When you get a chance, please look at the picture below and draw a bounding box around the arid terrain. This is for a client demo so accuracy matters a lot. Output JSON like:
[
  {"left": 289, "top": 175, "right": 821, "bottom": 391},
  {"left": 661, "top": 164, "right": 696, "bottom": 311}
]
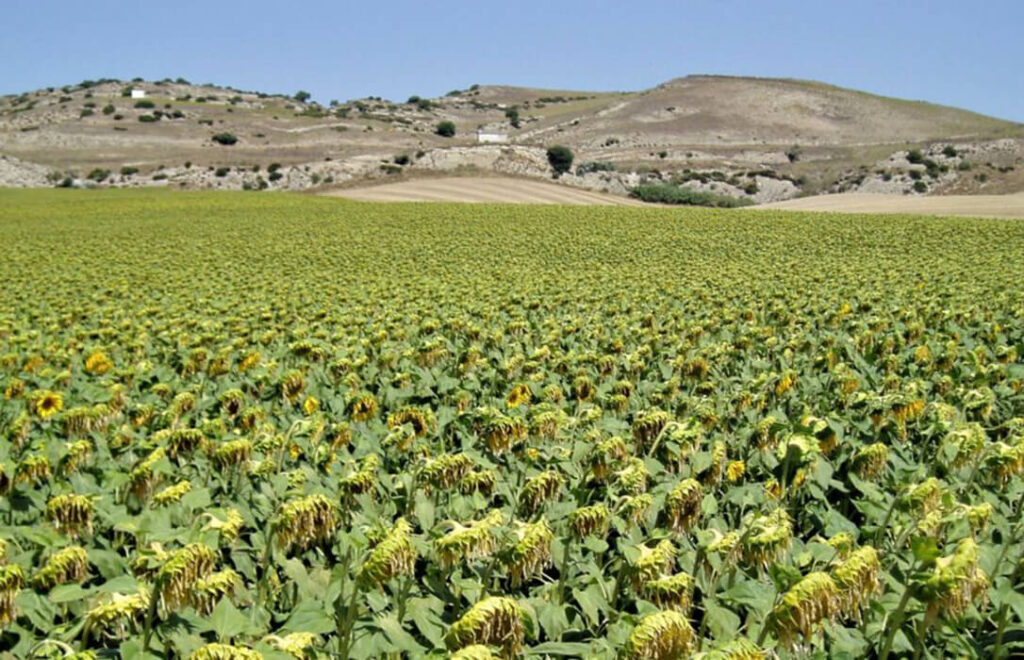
[
  {"left": 2, "top": 75, "right": 1023, "bottom": 210},
  {"left": 330, "top": 176, "right": 644, "bottom": 205},
  {"left": 758, "top": 192, "right": 1024, "bottom": 219}
]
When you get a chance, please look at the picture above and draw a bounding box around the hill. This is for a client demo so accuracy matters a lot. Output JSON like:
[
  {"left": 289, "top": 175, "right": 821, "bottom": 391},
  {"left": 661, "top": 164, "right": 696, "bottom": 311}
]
[{"left": 1, "top": 75, "right": 1022, "bottom": 201}]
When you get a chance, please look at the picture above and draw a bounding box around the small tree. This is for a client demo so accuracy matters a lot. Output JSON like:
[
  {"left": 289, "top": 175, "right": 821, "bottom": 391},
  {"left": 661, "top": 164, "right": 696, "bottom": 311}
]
[
  {"left": 294, "top": 90, "right": 311, "bottom": 103},
  {"left": 505, "top": 107, "right": 521, "bottom": 129},
  {"left": 546, "top": 145, "right": 574, "bottom": 177},
  {"left": 436, "top": 121, "right": 456, "bottom": 138},
  {"left": 212, "top": 133, "right": 238, "bottom": 146}
]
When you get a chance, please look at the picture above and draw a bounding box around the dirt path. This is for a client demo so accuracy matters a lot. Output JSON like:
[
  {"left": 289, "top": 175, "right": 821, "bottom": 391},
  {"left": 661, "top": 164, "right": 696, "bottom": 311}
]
[
  {"left": 757, "top": 192, "right": 1024, "bottom": 219},
  {"left": 323, "top": 176, "right": 645, "bottom": 205}
]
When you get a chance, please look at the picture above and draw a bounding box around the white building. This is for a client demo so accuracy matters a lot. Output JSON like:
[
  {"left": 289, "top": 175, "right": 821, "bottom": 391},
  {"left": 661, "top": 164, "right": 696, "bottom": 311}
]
[
  {"left": 130, "top": 89, "right": 147, "bottom": 99},
  {"left": 477, "top": 129, "right": 508, "bottom": 144}
]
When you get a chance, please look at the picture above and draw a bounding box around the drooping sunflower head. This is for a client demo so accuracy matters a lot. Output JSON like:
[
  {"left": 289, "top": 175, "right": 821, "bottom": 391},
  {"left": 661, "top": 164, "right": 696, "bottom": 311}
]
[
  {"left": 154, "top": 543, "right": 217, "bottom": 613},
  {"left": 830, "top": 545, "right": 881, "bottom": 620},
  {"left": 741, "top": 509, "right": 793, "bottom": 570},
  {"left": 768, "top": 571, "right": 841, "bottom": 649},
  {"left": 632, "top": 539, "right": 677, "bottom": 588},
  {"left": 263, "top": 632, "right": 319, "bottom": 660},
  {"left": 45, "top": 493, "right": 94, "bottom": 536},
  {"left": 664, "top": 478, "right": 702, "bottom": 533},
  {"left": 632, "top": 409, "right": 672, "bottom": 451},
  {"left": 518, "top": 469, "right": 563, "bottom": 514},
  {"left": 642, "top": 572, "right": 695, "bottom": 612},
  {"left": 359, "top": 518, "right": 416, "bottom": 587},
  {"left": 0, "top": 563, "right": 24, "bottom": 625},
  {"left": 569, "top": 503, "right": 610, "bottom": 539},
  {"left": 446, "top": 597, "right": 526, "bottom": 658},
  {"left": 917, "top": 538, "right": 988, "bottom": 619},
  {"left": 436, "top": 509, "right": 503, "bottom": 569},
  {"left": 187, "top": 643, "right": 263, "bottom": 660},
  {"left": 189, "top": 568, "right": 241, "bottom": 615},
  {"left": 623, "top": 610, "right": 694, "bottom": 660},
  {"left": 32, "top": 545, "right": 89, "bottom": 591},
  {"left": 273, "top": 494, "right": 339, "bottom": 553},
  {"left": 84, "top": 350, "right": 114, "bottom": 375},
  {"left": 701, "top": 638, "right": 767, "bottom": 660},
  {"left": 850, "top": 442, "right": 888, "bottom": 480},
  {"left": 506, "top": 519, "right": 553, "bottom": 588}
]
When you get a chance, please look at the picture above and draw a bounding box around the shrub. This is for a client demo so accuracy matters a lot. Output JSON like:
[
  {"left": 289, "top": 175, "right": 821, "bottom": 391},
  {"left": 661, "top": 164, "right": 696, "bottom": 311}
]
[
  {"left": 629, "top": 184, "right": 753, "bottom": 208},
  {"left": 505, "top": 107, "right": 521, "bottom": 128},
  {"left": 102, "top": 104, "right": 115, "bottom": 115},
  {"left": 394, "top": 154, "right": 410, "bottom": 166},
  {"left": 138, "top": 114, "right": 158, "bottom": 123},
  {"left": 907, "top": 149, "right": 924, "bottom": 165},
  {"left": 212, "top": 133, "right": 238, "bottom": 146},
  {"left": 436, "top": 121, "right": 456, "bottom": 137},
  {"left": 786, "top": 145, "right": 801, "bottom": 163},
  {"left": 957, "top": 161, "right": 972, "bottom": 171},
  {"left": 79, "top": 109, "right": 94, "bottom": 118},
  {"left": 294, "top": 90, "right": 311, "bottom": 103},
  {"left": 268, "top": 163, "right": 281, "bottom": 173},
  {"left": 214, "top": 167, "right": 230, "bottom": 177},
  {"left": 743, "top": 182, "right": 759, "bottom": 195},
  {"left": 86, "top": 168, "right": 110, "bottom": 182},
  {"left": 913, "top": 180, "right": 928, "bottom": 193},
  {"left": 268, "top": 171, "right": 283, "bottom": 182},
  {"left": 120, "top": 166, "right": 139, "bottom": 176},
  {"left": 134, "top": 99, "right": 155, "bottom": 109},
  {"left": 576, "top": 161, "right": 616, "bottom": 176},
  {"left": 546, "top": 145, "right": 574, "bottom": 177},
  {"left": 942, "top": 145, "right": 958, "bottom": 158},
  {"left": 417, "top": 98, "right": 434, "bottom": 111}
]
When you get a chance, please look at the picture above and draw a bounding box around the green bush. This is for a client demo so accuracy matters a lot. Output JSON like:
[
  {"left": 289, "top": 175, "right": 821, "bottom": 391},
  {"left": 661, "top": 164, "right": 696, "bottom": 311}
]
[
  {"left": 120, "top": 166, "right": 139, "bottom": 176},
  {"left": 942, "top": 145, "right": 958, "bottom": 158},
  {"left": 294, "top": 90, "right": 311, "bottom": 103},
  {"left": 212, "top": 133, "right": 238, "bottom": 146},
  {"left": 743, "top": 182, "right": 759, "bottom": 195},
  {"left": 268, "top": 171, "right": 283, "bottom": 182},
  {"left": 137, "top": 114, "right": 159, "bottom": 123},
  {"left": 394, "top": 154, "right": 410, "bottom": 166},
  {"left": 907, "top": 149, "right": 924, "bottom": 164},
  {"left": 214, "top": 167, "right": 230, "bottom": 177},
  {"left": 86, "top": 168, "right": 110, "bottom": 182},
  {"left": 79, "top": 109, "right": 93, "bottom": 118},
  {"left": 546, "top": 145, "right": 574, "bottom": 177},
  {"left": 102, "top": 104, "right": 115, "bottom": 115},
  {"left": 435, "top": 121, "right": 456, "bottom": 137},
  {"left": 913, "top": 180, "right": 928, "bottom": 193},
  {"left": 505, "top": 107, "right": 521, "bottom": 128},
  {"left": 134, "top": 99, "right": 155, "bottom": 109},
  {"left": 629, "top": 184, "right": 753, "bottom": 208}
]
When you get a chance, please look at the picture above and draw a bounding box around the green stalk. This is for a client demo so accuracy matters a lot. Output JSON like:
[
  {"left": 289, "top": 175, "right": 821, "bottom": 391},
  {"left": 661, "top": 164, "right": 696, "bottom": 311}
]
[
  {"left": 879, "top": 579, "right": 916, "bottom": 660},
  {"left": 557, "top": 536, "right": 574, "bottom": 605}
]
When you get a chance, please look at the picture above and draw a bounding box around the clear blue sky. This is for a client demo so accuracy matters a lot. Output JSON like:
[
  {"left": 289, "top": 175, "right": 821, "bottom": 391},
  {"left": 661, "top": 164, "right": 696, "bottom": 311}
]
[{"left": 3, "top": 0, "right": 1022, "bottom": 122}]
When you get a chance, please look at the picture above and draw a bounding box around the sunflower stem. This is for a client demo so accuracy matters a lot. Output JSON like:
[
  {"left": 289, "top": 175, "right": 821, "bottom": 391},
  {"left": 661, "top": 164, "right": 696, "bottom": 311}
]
[{"left": 879, "top": 575, "right": 916, "bottom": 660}]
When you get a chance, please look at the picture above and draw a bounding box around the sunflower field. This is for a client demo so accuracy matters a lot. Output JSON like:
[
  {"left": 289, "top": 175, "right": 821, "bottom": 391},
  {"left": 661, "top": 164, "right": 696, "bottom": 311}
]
[{"left": 0, "top": 188, "right": 1023, "bottom": 660}]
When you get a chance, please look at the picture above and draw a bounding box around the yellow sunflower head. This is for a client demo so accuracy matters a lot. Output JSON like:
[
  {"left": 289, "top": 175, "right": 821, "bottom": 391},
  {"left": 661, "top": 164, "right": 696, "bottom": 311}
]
[{"left": 34, "top": 390, "right": 64, "bottom": 419}]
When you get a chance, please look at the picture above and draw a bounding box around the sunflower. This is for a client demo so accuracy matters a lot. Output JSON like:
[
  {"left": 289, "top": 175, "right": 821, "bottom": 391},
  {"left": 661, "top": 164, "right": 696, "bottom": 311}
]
[
  {"left": 84, "top": 350, "right": 113, "bottom": 375},
  {"left": 33, "top": 390, "right": 64, "bottom": 419},
  {"left": 726, "top": 460, "right": 746, "bottom": 482}
]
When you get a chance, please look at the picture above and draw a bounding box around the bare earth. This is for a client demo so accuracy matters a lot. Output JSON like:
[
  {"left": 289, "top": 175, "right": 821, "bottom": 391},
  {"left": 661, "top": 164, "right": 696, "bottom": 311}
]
[
  {"left": 326, "top": 176, "right": 646, "bottom": 205},
  {"left": 757, "top": 193, "right": 1024, "bottom": 219}
]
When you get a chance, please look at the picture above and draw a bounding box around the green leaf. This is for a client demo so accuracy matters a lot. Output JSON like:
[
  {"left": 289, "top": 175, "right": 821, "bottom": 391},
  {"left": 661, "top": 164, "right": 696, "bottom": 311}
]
[
  {"left": 526, "top": 642, "right": 595, "bottom": 656},
  {"left": 205, "top": 596, "right": 251, "bottom": 640},
  {"left": 722, "top": 580, "right": 775, "bottom": 614},
  {"left": 283, "top": 599, "right": 337, "bottom": 634},
  {"left": 572, "top": 584, "right": 607, "bottom": 628},
  {"left": 119, "top": 639, "right": 161, "bottom": 660},
  {"left": 376, "top": 614, "right": 426, "bottom": 655},
  {"left": 536, "top": 600, "right": 570, "bottom": 640},
  {"left": 48, "top": 583, "right": 90, "bottom": 603},
  {"left": 912, "top": 536, "right": 941, "bottom": 564},
  {"left": 407, "top": 596, "right": 446, "bottom": 649},
  {"left": 703, "top": 601, "right": 741, "bottom": 640}
]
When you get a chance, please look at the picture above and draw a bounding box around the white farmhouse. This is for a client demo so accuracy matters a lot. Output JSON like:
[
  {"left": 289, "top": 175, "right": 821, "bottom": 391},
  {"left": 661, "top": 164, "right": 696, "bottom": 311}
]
[
  {"left": 130, "top": 89, "right": 147, "bottom": 99},
  {"left": 477, "top": 129, "right": 508, "bottom": 144}
]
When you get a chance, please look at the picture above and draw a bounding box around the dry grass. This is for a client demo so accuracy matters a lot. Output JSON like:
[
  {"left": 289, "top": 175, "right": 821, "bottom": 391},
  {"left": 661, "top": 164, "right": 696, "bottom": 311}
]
[
  {"left": 756, "top": 192, "right": 1024, "bottom": 219},
  {"left": 325, "top": 176, "right": 644, "bottom": 205}
]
